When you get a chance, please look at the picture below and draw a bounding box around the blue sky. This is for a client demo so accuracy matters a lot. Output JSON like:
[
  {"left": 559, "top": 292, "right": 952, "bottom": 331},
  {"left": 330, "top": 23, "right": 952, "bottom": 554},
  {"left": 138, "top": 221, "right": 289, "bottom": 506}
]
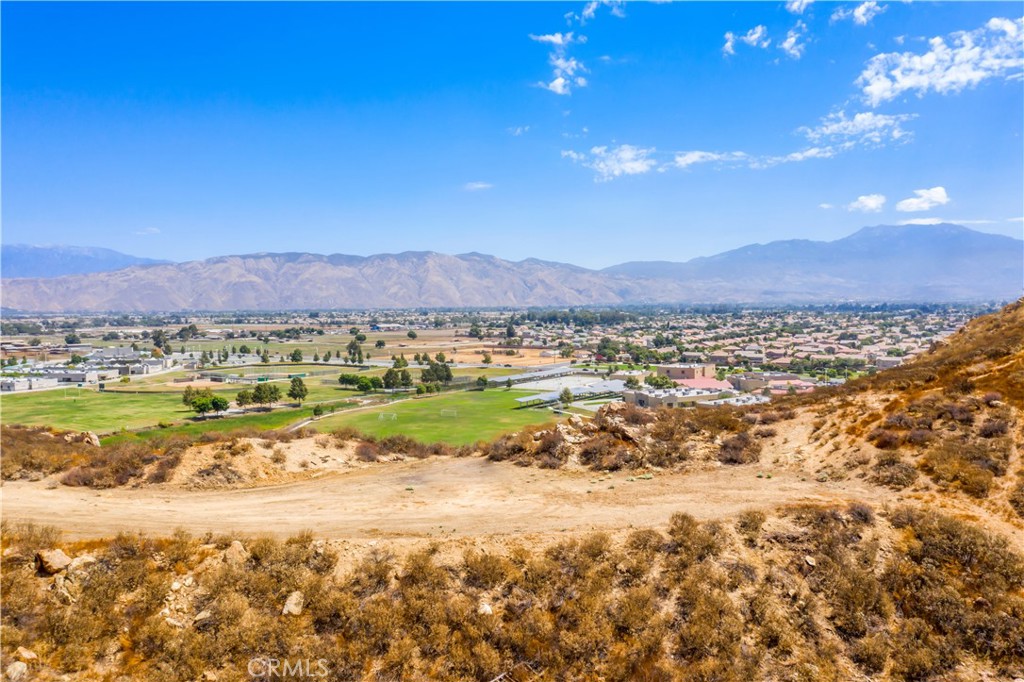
[{"left": 3, "top": 1, "right": 1022, "bottom": 268}]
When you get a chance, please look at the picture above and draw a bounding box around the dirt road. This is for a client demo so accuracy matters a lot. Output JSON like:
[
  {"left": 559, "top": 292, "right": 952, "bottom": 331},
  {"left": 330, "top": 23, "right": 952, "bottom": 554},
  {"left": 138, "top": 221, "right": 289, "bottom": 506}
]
[{"left": 0, "top": 457, "right": 888, "bottom": 540}]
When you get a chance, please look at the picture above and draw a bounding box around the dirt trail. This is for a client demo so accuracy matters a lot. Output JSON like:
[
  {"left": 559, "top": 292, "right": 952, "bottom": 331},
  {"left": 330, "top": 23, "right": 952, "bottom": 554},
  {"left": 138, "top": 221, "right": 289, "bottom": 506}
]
[{"left": 0, "top": 457, "right": 888, "bottom": 541}]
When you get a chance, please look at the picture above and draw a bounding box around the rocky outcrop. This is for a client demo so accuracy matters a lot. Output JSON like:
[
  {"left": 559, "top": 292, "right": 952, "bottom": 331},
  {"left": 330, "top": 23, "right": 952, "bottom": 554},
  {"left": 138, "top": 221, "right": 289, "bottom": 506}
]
[{"left": 35, "top": 549, "right": 72, "bottom": 575}]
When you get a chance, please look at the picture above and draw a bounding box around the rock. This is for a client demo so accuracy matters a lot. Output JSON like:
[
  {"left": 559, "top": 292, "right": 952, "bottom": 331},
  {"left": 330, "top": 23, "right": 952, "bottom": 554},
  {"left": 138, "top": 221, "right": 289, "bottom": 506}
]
[
  {"left": 477, "top": 602, "right": 493, "bottom": 616},
  {"left": 203, "top": 672, "right": 219, "bottom": 681},
  {"left": 803, "top": 555, "right": 817, "bottom": 567},
  {"left": 171, "top": 581, "right": 182, "bottom": 591},
  {"left": 192, "top": 609, "right": 213, "bottom": 626},
  {"left": 14, "top": 648, "right": 37, "bottom": 664},
  {"left": 223, "top": 541, "right": 249, "bottom": 566},
  {"left": 282, "top": 590, "right": 304, "bottom": 616},
  {"left": 67, "top": 554, "right": 97, "bottom": 574},
  {"left": 165, "top": 617, "right": 184, "bottom": 628},
  {"left": 183, "top": 575, "right": 195, "bottom": 587},
  {"left": 36, "top": 548, "right": 72, "bottom": 574},
  {"left": 4, "top": 662, "right": 27, "bottom": 682},
  {"left": 83, "top": 431, "right": 101, "bottom": 448},
  {"left": 51, "top": 574, "right": 79, "bottom": 604}
]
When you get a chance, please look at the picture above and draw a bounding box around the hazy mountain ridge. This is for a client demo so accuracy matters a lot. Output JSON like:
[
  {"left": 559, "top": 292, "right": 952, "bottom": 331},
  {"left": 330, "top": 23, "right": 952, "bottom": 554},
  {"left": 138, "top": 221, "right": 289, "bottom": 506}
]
[
  {"left": 1, "top": 224, "right": 1020, "bottom": 311},
  {"left": 0, "top": 244, "right": 170, "bottom": 279}
]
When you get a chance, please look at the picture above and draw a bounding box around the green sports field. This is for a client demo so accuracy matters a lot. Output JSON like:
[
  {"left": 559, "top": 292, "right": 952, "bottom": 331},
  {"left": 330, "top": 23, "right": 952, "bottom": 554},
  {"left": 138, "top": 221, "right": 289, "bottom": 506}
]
[
  {"left": 312, "top": 389, "right": 558, "bottom": 445},
  {"left": 0, "top": 388, "right": 205, "bottom": 433}
]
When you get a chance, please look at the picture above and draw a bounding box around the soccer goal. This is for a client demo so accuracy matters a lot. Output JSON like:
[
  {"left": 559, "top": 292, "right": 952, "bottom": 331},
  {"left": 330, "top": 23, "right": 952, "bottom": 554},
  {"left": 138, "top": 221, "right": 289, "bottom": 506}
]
[
  {"left": 378, "top": 412, "right": 398, "bottom": 421},
  {"left": 440, "top": 408, "right": 458, "bottom": 418}
]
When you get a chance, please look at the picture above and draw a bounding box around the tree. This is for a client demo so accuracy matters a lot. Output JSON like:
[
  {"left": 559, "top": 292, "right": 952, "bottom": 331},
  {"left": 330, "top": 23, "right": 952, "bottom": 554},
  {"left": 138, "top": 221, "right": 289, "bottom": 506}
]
[
  {"left": 375, "top": 339, "right": 386, "bottom": 349},
  {"left": 625, "top": 376, "right": 641, "bottom": 389},
  {"left": 312, "top": 404, "right": 324, "bottom": 417},
  {"left": 482, "top": 352, "right": 492, "bottom": 364},
  {"left": 435, "top": 352, "right": 446, "bottom": 363},
  {"left": 289, "top": 349, "right": 303, "bottom": 363},
  {"left": 323, "top": 350, "right": 332, "bottom": 362},
  {"left": 407, "top": 330, "right": 417, "bottom": 339},
  {"left": 355, "top": 376, "right": 374, "bottom": 393},
  {"left": 287, "top": 376, "right": 308, "bottom": 403},
  {"left": 560, "top": 387, "right": 574, "bottom": 406},
  {"left": 261, "top": 350, "right": 270, "bottom": 364},
  {"left": 505, "top": 378, "right": 513, "bottom": 390},
  {"left": 252, "top": 382, "right": 281, "bottom": 407},
  {"left": 400, "top": 369, "right": 413, "bottom": 387},
  {"left": 210, "top": 396, "right": 229, "bottom": 413},
  {"left": 383, "top": 368, "right": 399, "bottom": 389},
  {"left": 151, "top": 347, "right": 164, "bottom": 358},
  {"left": 191, "top": 395, "right": 214, "bottom": 417},
  {"left": 28, "top": 337, "right": 41, "bottom": 346},
  {"left": 69, "top": 354, "right": 85, "bottom": 365},
  {"left": 338, "top": 373, "right": 360, "bottom": 387},
  {"left": 313, "top": 352, "right": 320, "bottom": 362},
  {"left": 476, "top": 376, "right": 488, "bottom": 389},
  {"left": 355, "top": 333, "right": 367, "bottom": 343},
  {"left": 645, "top": 373, "right": 675, "bottom": 389},
  {"left": 349, "top": 327, "right": 360, "bottom": 335},
  {"left": 236, "top": 389, "right": 254, "bottom": 410},
  {"left": 64, "top": 333, "right": 81, "bottom": 345},
  {"left": 346, "top": 339, "right": 363, "bottom": 364}
]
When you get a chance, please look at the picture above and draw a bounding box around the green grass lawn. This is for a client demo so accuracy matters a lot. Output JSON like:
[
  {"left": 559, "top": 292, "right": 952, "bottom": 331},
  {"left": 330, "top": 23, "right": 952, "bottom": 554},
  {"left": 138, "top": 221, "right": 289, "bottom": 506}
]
[
  {"left": 0, "top": 383, "right": 355, "bottom": 435},
  {"left": 0, "top": 388, "right": 199, "bottom": 433},
  {"left": 101, "top": 404, "right": 357, "bottom": 445},
  {"left": 312, "top": 389, "right": 558, "bottom": 445}
]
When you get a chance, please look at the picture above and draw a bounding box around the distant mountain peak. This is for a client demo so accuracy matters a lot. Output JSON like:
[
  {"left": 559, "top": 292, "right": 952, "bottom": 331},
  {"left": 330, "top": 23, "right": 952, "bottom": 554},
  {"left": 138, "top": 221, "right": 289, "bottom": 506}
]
[{"left": 1, "top": 244, "right": 170, "bottom": 279}]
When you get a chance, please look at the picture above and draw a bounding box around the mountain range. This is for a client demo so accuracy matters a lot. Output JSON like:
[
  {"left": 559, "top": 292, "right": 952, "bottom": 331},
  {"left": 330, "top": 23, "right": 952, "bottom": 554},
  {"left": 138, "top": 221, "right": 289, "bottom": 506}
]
[
  {"left": 1, "top": 224, "right": 1020, "bottom": 311},
  {"left": 0, "top": 244, "right": 169, "bottom": 279}
]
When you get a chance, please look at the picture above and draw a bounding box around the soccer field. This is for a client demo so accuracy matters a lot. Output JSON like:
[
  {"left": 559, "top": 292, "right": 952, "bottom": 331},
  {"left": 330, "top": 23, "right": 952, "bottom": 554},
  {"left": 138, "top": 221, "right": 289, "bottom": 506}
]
[{"left": 312, "top": 389, "right": 558, "bottom": 445}]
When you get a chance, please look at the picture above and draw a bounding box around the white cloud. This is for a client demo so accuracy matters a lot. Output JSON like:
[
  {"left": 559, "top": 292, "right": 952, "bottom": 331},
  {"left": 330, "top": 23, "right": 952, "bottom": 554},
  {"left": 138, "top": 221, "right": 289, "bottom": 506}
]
[
  {"left": 531, "top": 29, "right": 590, "bottom": 95},
  {"left": 895, "top": 186, "right": 950, "bottom": 212},
  {"left": 581, "top": 0, "right": 625, "bottom": 23},
  {"left": 542, "top": 76, "right": 573, "bottom": 94},
  {"left": 134, "top": 227, "right": 161, "bottom": 235},
  {"left": 819, "top": 203, "right": 835, "bottom": 209},
  {"left": 832, "top": 1, "right": 887, "bottom": 26},
  {"left": 508, "top": 125, "right": 530, "bottom": 136},
  {"left": 847, "top": 194, "right": 887, "bottom": 212},
  {"left": 1009, "top": 216, "right": 1024, "bottom": 223},
  {"left": 858, "top": 17, "right": 1024, "bottom": 107},
  {"left": 723, "top": 32, "right": 736, "bottom": 56},
  {"left": 741, "top": 25, "right": 771, "bottom": 49},
  {"left": 674, "top": 150, "right": 748, "bottom": 168},
  {"left": 551, "top": 55, "right": 585, "bottom": 78},
  {"left": 724, "top": 25, "right": 772, "bottom": 56},
  {"left": 562, "top": 144, "right": 658, "bottom": 181},
  {"left": 786, "top": 0, "right": 814, "bottom": 15},
  {"left": 802, "top": 110, "right": 916, "bottom": 145},
  {"left": 780, "top": 21, "right": 808, "bottom": 59},
  {"left": 463, "top": 181, "right": 494, "bottom": 191},
  {"left": 529, "top": 32, "right": 576, "bottom": 46}
]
